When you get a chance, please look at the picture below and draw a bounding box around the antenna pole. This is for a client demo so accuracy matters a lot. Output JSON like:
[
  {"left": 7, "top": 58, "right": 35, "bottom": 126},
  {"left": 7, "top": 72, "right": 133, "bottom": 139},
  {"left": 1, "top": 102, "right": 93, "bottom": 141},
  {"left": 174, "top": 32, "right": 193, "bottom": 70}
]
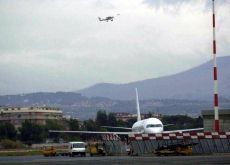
[{"left": 212, "top": 0, "right": 220, "bottom": 132}]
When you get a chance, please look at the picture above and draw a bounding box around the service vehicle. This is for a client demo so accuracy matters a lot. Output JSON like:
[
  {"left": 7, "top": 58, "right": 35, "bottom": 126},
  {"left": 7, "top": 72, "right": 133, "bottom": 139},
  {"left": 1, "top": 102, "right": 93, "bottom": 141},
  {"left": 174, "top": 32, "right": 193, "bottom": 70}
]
[
  {"left": 42, "top": 146, "right": 56, "bottom": 157},
  {"left": 87, "top": 142, "right": 106, "bottom": 156},
  {"left": 155, "top": 143, "right": 194, "bottom": 156},
  {"left": 68, "top": 141, "right": 86, "bottom": 157}
]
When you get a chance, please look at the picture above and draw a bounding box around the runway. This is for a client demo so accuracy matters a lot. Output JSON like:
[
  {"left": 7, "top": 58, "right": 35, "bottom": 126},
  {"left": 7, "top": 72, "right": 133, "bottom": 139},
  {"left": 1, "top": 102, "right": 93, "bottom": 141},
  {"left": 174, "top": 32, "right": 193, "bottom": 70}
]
[{"left": 0, "top": 154, "right": 230, "bottom": 165}]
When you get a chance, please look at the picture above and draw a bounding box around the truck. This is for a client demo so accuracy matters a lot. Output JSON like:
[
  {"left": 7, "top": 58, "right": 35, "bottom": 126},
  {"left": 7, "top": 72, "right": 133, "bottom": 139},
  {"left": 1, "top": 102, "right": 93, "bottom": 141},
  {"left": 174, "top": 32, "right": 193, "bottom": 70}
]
[{"left": 68, "top": 141, "right": 86, "bottom": 157}]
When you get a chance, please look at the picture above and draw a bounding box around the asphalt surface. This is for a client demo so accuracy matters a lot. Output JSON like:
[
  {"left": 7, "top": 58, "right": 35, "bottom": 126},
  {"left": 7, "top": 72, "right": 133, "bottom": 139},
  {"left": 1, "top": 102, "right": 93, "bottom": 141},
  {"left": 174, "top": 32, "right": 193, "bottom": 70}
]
[{"left": 0, "top": 154, "right": 230, "bottom": 165}]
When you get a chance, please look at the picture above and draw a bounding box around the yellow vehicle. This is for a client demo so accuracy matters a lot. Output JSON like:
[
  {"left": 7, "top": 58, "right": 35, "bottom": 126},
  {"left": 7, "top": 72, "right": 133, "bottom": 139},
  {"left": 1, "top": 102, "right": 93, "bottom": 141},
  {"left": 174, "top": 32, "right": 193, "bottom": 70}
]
[
  {"left": 176, "top": 145, "right": 193, "bottom": 156},
  {"left": 87, "top": 142, "right": 106, "bottom": 156},
  {"left": 42, "top": 146, "right": 57, "bottom": 157},
  {"left": 155, "top": 143, "right": 194, "bottom": 156}
]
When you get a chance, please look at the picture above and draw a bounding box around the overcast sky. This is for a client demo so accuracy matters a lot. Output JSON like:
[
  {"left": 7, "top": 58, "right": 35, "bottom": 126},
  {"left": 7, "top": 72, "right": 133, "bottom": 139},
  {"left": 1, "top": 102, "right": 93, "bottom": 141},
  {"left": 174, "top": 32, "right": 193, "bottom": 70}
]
[{"left": 0, "top": 0, "right": 229, "bottom": 95}]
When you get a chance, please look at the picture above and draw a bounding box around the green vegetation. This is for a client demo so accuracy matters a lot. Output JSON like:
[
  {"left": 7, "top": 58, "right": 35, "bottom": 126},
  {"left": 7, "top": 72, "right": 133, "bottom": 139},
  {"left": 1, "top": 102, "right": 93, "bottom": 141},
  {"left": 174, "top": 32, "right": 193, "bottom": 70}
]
[
  {"left": 0, "top": 150, "right": 41, "bottom": 156},
  {"left": 19, "top": 120, "right": 44, "bottom": 145},
  {"left": 0, "top": 139, "right": 25, "bottom": 149},
  {"left": 0, "top": 122, "right": 17, "bottom": 140},
  {"left": 44, "top": 119, "right": 67, "bottom": 142},
  {"left": 162, "top": 115, "right": 203, "bottom": 131}
]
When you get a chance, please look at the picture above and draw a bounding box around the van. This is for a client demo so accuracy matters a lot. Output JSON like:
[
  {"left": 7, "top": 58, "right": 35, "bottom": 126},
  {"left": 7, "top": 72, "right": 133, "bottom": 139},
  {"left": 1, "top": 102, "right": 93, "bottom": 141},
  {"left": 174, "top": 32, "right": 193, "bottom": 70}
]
[{"left": 68, "top": 141, "right": 86, "bottom": 157}]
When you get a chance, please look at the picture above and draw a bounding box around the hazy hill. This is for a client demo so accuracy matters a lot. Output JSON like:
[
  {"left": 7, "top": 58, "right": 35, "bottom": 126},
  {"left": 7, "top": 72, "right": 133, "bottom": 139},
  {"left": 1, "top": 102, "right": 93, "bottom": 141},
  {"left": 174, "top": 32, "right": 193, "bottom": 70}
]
[
  {"left": 0, "top": 57, "right": 229, "bottom": 119},
  {"left": 78, "top": 56, "right": 230, "bottom": 101},
  {"left": 1, "top": 92, "right": 230, "bottom": 120},
  {"left": 1, "top": 91, "right": 229, "bottom": 120}
]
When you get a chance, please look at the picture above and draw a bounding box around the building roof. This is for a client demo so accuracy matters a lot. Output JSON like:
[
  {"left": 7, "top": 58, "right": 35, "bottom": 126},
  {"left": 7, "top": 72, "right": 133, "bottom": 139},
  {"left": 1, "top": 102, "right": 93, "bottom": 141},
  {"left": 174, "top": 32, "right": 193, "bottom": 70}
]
[
  {"left": 202, "top": 109, "right": 230, "bottom": 115},
  {"left": 0, "top": 106, "right": 62, "bottom": 114}
]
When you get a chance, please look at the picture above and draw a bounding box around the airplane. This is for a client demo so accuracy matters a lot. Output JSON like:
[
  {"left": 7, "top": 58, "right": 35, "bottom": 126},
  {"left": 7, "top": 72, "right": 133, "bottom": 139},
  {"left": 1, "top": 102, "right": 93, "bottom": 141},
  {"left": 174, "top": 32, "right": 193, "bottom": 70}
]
[
  {"left": 98, "top": 14, "right": 120, "bottom": 22},
  {"left": 98, "top": 16, "right": 114, "bottom": 22},
  {"left": 49, "top": 88, "right": 203, "bottom": 135}
]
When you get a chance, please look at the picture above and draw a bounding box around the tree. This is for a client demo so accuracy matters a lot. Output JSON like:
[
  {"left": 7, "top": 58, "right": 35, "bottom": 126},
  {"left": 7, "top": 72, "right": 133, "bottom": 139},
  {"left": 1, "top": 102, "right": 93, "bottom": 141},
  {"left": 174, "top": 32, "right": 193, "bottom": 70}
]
[
  {"left": 147, "top": 112, "right": 152, "bottom": 118},
  {"left": 83, "top": 119, "right": 98, "bottom": 131},
  {"left": 19, "top": 120, "right": 44, "bottom": 145},
  {"left": 67, "top": 119, "right": 80, "bottom": 141},
  {"left": 96, "top": 110, "right": 108, "bottom": 126},
  {"left": 68, "top": 119, "right": 80, "bottom": 131},
  {"left": 0, "top": 122, "right": 17, "bottom": 140},
  {"left": 44, "top": 119, "right": 67, "bottom": 142},
  {"left": 126, "top": 118, "right": 136, "bottom": 128},
  {"left": 107, "top": 113, "right": 117, "bottom": 126},
  {"left": 81, "top": 119, "right": 98, "bottom": 140},
  {"left": 194, "top": 116, "right": 203, "bottom": 128}
]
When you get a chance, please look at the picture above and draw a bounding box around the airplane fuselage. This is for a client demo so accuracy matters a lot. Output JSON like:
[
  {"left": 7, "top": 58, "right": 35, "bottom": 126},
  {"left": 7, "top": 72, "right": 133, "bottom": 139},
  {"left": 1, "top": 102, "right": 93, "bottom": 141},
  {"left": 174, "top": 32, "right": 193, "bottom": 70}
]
[{"left": 132, "top": 117, "right": 163, "bottom": 134}]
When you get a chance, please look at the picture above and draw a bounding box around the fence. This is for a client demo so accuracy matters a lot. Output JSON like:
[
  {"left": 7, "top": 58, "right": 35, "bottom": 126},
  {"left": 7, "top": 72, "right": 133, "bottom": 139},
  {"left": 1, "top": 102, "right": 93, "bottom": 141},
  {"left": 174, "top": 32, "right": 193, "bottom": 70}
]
[
  {"left": 128, "top": 132, "right": 230, "bottom": 155},
  {"left": 101, "top": 134, "right": 127, "bottom": 155}
]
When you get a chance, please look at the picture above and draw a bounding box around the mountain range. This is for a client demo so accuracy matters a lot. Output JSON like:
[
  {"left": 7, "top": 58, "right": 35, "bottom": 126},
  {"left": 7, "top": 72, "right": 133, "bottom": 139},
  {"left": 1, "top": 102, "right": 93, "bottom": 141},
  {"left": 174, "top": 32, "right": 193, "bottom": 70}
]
[
  {"left": 1, "top": 91, "right": 230, "bottom": 120},
  {"left": 0, "top": 56, "right": 229, "bottom": 119},
  {"left": 78, "top": 56, "right": 230, "bottom": 101}
]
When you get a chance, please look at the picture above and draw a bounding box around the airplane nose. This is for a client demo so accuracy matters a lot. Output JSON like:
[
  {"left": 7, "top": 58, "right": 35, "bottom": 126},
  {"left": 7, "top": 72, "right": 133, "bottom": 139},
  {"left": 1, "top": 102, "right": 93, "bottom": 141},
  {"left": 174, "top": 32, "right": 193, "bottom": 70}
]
[{"left": 146, "top": 128, "right": 163, "bottom": 134}]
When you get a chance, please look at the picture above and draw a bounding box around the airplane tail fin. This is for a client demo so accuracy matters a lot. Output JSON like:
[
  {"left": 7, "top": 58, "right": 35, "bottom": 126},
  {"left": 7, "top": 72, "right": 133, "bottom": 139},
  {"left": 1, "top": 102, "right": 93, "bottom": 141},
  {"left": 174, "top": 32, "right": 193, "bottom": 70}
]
[
  {"left": 135, "top": 88, "right": 141, "bottom": 121},
  {"left": 98, "top": 17, "right": 102, "bottom": 21}
]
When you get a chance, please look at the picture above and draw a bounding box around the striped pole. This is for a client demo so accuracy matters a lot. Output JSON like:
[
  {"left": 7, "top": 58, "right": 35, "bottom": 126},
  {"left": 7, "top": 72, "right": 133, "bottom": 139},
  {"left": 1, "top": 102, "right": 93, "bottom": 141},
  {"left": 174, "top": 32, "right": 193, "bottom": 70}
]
[{"left": 212, "top": 0, "right": 220, "bottom": 132}]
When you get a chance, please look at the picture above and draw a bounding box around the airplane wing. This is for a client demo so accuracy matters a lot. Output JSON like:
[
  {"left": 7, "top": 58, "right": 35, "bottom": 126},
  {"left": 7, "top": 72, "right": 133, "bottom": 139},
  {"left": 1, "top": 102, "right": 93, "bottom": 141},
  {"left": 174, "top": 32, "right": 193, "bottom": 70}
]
[
  {"left": 49, "top": 128, "right": 203, "bottom": 135},
  {"left": 49, "top": 130, "right": 133, "bottom": 135},
  {"left": 163, "top": 128, "right": 204, "bottom": 134},
  {"left": 101, "top": 126, "right": 132, "bottom": 130}
]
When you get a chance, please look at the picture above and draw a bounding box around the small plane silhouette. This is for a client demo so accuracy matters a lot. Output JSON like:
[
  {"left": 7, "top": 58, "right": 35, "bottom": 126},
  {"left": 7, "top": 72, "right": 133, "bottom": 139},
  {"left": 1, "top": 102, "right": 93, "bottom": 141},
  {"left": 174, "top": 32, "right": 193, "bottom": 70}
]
[
  {"left": 98, "top": 14, "right": 120, "bottom": 22},
  {"left": 98, "top": 16, "right": 114, "bottom": 22}
]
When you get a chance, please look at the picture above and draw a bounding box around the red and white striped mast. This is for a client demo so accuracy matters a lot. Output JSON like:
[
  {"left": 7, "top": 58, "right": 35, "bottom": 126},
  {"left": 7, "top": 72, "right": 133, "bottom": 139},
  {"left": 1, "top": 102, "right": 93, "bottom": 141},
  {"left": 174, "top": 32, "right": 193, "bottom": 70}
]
[{"left": 212, "top": 0, "right": 220, "bottom": 132}]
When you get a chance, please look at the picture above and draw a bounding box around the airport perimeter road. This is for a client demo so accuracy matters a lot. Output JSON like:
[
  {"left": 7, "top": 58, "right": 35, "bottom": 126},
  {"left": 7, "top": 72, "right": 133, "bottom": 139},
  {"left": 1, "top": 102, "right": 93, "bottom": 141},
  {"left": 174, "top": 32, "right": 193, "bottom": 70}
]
[{"left": 0, "top": 154, "right": 230, "bottom": 165}]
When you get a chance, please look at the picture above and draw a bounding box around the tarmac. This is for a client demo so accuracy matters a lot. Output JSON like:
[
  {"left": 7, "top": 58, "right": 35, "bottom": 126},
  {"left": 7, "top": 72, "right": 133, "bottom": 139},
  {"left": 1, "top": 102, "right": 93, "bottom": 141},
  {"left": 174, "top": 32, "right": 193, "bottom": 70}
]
[{"left": 0, "top": 154, "right": 230, "bottom": 165}]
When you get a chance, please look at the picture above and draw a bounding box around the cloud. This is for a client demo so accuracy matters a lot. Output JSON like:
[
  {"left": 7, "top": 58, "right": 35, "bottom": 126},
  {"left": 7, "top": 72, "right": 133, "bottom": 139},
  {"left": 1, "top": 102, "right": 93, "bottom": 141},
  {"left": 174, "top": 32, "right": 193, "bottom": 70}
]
[{"left": 0, "top": 0, "right": 229, "bottom": 95}]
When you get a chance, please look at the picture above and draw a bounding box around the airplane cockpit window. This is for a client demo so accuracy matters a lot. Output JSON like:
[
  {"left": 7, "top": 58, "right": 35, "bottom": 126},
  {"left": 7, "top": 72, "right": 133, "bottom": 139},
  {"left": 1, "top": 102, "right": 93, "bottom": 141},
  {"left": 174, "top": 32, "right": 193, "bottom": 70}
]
[{"left": 146, "top": 124, "right": 162, "bottom": 128}]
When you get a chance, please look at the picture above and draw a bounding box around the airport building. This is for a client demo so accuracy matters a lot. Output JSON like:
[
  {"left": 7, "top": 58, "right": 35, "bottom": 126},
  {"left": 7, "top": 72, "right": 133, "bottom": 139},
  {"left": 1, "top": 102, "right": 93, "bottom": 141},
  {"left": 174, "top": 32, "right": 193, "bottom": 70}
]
[
  {"left": 202, "top": 109, "right": 230, "bottom": 132},
  {"left": 0, "top": 107, "right": 63, "bottom": 128}
]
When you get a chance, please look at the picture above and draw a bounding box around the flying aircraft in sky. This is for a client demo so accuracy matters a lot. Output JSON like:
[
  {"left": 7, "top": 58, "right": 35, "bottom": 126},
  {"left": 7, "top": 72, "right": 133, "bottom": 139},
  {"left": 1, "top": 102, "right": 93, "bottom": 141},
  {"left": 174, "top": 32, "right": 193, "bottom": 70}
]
[
  {"left": 98, "top": 14, "right": 120, "bottom": 22},
  {"left": 98, "top": 16, "right": 114, "bottom": 22},
  {"left": 49, "top": 88, "right": 203, "bottom": 135}
]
